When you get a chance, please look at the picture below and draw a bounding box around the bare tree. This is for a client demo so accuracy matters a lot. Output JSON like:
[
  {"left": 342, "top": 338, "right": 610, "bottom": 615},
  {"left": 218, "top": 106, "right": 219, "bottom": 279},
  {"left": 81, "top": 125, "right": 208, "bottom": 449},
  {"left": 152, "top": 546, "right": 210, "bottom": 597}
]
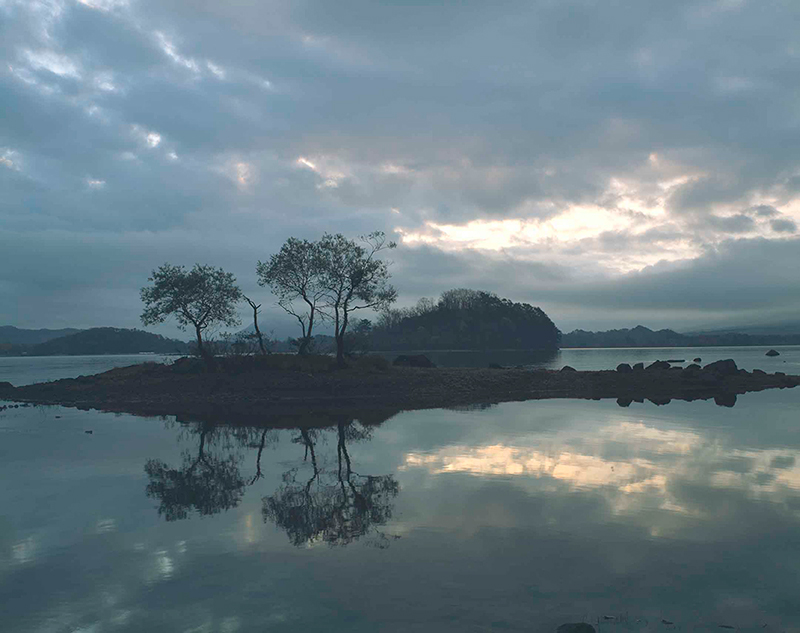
[{"left": 244, "top": 295, "right": 268, "bottom": 355}]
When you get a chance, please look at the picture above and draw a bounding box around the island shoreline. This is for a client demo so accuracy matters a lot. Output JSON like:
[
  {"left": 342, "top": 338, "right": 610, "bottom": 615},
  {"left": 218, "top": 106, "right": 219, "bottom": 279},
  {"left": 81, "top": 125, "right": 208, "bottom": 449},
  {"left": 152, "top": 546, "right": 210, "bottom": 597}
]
[{"left": 1, "top": 357, "right": 798, "bottom": 424}]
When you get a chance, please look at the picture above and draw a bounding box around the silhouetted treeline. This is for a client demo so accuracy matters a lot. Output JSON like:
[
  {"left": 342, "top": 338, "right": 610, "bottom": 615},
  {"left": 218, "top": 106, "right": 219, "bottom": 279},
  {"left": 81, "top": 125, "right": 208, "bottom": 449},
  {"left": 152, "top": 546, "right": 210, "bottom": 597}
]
[
  {"left": 369, "top": 288, "right": 560, "bottom": 351},
  {"left": 0, "top": 327, "right": 189, "bottom": 356},
  {"left": 562, "top": 325, "right": 800, "bottom": 348}
]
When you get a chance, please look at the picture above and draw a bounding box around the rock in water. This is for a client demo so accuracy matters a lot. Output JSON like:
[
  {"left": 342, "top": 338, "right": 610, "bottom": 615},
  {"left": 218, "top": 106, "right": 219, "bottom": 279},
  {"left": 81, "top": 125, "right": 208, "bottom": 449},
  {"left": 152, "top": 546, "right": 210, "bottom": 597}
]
[
  {"left": 560, "top": 365, "right": 577, "bottom": 372},
  {"left": 557, "top": 624, "right": 596, "bottom": 633},
  {"left": 392, "top": 354, "right": 436, "bottom": 368},
  {"left": 616, "top": 363, "right": 633, "bottom": 373},
  {"left": 693, "top": 357, "right": 702, "bottom": 362},
  {"left": 766, "top": 349, "right": 780, "bottom": 357},
  {"left": 703, "top": 359, "right": 738, "bottom": 376}
]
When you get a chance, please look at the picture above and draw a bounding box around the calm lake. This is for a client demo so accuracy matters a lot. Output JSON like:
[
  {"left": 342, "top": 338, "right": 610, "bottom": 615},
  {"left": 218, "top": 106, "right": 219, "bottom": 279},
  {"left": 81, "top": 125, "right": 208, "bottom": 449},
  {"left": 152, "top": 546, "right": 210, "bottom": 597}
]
[{"left": 1, "top": 349, "right": 800, "bottom": 632}]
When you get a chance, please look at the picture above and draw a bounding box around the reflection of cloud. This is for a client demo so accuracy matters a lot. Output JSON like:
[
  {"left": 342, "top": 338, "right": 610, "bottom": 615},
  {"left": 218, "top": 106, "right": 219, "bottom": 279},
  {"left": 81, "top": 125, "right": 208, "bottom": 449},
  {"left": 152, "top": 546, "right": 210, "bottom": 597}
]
[{"left": 402, "top": 420, "right": 800, "bottom": 525}]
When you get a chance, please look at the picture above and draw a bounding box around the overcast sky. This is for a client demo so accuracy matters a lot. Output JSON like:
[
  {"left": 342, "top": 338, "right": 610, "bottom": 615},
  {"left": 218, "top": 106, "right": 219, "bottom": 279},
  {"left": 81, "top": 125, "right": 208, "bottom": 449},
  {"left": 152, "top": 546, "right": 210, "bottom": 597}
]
[{"left": 2, "top": 0, "right": 799, "bottom": 338}]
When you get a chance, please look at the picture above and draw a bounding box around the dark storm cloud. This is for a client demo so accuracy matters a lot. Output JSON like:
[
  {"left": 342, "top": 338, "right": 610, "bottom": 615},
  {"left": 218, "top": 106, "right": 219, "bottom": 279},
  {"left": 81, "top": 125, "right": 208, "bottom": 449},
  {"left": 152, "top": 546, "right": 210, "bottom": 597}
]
[{"left": 1, "top": 0, "right": 799, "bottom": 334}]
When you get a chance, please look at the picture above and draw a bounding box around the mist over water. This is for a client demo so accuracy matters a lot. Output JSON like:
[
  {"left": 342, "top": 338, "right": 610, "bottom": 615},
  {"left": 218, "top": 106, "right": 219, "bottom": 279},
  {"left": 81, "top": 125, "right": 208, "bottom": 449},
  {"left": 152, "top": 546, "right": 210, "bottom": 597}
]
[{"left": 1, "top": 354, "right": 800, "bottom": 631}]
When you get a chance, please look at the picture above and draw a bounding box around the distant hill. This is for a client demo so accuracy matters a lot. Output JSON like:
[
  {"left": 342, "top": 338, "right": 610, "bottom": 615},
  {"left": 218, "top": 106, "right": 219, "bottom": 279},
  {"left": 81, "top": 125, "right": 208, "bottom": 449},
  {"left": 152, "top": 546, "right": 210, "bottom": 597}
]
[
  {"left": 562, "top": 325, "right": 800, "bottom": 348},
  {"left": 370, "top": 288, "right": 560, "bottom": 351},
  {"left": 0, "top": 326, "right": 82, "bottom": 345},
  {"left": 24, "top": 328, "right": 189, "bottom": 356}
]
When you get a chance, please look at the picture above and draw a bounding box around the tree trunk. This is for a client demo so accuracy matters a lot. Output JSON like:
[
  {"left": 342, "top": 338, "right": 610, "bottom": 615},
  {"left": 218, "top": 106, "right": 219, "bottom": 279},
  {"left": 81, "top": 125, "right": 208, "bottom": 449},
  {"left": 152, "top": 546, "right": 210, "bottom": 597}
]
[
  {"left": 335, "top": 309, "right": 349, "bottom": 368},
  {"left": 252, "top": 306, "right": 267, "bottom": 355},
  {"left": 195, "top": 325, "right": 215, "bottom": 370}
]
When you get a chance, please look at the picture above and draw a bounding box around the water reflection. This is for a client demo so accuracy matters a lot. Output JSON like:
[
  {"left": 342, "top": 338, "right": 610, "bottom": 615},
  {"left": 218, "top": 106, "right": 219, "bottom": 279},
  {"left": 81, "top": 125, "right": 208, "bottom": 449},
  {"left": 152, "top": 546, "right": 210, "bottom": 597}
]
[
  {"left": 263, "top": 421, "right": 399, "bottom": 547},
  {"left": 144, "top": 417, "right": 399, "bottom": 547}
]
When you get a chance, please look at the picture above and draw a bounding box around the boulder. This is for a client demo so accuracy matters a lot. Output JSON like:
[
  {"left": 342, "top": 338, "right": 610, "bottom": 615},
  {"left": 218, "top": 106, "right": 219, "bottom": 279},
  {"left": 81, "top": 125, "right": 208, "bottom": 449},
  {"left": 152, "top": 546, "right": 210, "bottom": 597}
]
[
  {"left": 684, "top": 363, "right": 701, "bottom": 372},
  {"left": 616, "top": 363, "right": 633, "bottom": 373},
  {"left": 560, "top": 365, "right": 577, "bottom": 372},
  {"left": 646, "top": 360, "right": 670, "bottom": 371},
  {"left": 393, "top": 354, "right": 436, "bottom": 368},
  {"left": 766, "top": 349, "right": 780, "bottom": 357},
  {"left": 557, "top": 625, "right": 596, "bottom": 633},
  {"left": 616, "top": 397, "right": 632, "bottom": 407},
  {"left": 703, "top": 359, "right": 738, "bottom": 376},
  {"left": 632, "top": 362, "right": 644, "bottom": 371}
]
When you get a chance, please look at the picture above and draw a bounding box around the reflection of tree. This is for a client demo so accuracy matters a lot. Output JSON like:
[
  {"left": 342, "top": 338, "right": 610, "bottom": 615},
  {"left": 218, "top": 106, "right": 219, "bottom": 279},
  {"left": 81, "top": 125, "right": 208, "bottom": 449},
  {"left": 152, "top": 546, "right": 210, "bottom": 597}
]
[
  {"left": 262, "top": 421, "right": 399, "bottom": 547},
  {"left": 144, "top": 424, "right": 247, "bottom": 521}
]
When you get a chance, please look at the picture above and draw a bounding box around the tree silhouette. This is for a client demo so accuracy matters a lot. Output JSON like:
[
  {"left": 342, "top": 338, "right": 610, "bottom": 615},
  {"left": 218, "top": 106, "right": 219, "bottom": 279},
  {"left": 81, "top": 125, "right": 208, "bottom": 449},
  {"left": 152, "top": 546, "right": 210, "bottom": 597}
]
[
  {"left": 262, "top": 421, "right": 399, "bottom": 547},
  {"left": 144, "top": 425, "right": 246, "bottom": 521}
]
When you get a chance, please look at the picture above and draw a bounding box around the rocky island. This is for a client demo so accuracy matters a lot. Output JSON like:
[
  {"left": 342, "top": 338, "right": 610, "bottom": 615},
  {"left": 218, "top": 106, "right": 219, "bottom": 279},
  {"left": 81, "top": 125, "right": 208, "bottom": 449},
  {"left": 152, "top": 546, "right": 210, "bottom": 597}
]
[{"left": 0, "top": 355, "right": 797, "bottom": 424}]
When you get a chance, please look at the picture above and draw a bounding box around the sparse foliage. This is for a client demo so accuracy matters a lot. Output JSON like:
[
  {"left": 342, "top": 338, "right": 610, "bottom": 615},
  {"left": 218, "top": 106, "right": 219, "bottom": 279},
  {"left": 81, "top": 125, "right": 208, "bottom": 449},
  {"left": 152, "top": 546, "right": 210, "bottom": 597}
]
[
  {"left": 256, "top": 238, "right": 327, "bottom": 355},
  {"left": 317, "top": 231, "right": 397, "bottom": 366},
  {"left": 140, "top": 263, "right": 242, "bottom": 364}
]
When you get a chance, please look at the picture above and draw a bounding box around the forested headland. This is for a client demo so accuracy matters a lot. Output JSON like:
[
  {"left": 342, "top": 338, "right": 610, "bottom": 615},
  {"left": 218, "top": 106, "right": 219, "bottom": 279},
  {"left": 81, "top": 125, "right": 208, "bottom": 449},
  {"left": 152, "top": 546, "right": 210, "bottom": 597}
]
[{"left": 368, "top": 289, "right": 560, "bottom": 351}]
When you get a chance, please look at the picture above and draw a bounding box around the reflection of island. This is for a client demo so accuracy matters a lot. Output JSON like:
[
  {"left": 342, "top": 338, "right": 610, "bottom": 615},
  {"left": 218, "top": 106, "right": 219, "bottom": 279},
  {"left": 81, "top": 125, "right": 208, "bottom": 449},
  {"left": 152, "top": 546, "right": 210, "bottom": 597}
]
[
  {"left": 143, "top": 418, "right": 399, "bottom": 547},
  {"left": 262, "top": 420, "right": 399, "bottom": 547}
]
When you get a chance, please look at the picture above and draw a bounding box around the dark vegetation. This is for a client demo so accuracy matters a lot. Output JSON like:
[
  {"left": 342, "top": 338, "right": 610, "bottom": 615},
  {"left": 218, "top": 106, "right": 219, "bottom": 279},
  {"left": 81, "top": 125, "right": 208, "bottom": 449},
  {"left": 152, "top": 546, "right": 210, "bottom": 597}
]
[
  {"left": 0, "top": 327, "right": 188, "bottom": 356},
  {"left": 370, "top": 288, "right": 560, "bottom": 351},
  {"left": 562, "top": 325, "right": 800, "bottom": 348}
]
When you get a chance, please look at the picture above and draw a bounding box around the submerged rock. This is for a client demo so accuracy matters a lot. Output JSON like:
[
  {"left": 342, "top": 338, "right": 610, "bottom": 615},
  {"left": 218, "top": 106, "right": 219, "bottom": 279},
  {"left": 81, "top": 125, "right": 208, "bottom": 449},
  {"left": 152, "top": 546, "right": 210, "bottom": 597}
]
[
  {"left": 393, "top": 354, "right": 436, "bottom": 368},
  {"left": 766, "top": 349, "right": 780, "bottom": 357}
]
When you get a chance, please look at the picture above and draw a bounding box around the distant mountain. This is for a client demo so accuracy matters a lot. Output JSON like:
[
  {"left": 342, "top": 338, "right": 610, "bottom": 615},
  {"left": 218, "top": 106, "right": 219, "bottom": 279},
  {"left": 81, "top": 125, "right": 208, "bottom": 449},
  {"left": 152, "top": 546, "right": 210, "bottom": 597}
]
[
  {"left": 562, "top": 325, "right": 800, "bottom": 348},
  {"left": 25, "top": 328, "right": 189, "bottom": 356},
  {"left": 0, "top": 326, "right": 82, "bottom": 345}
]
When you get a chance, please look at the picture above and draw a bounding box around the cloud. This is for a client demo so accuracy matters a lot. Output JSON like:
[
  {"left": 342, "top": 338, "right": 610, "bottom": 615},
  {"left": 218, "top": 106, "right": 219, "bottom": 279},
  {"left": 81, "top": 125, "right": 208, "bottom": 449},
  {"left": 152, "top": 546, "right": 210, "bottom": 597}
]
[{"left": 1, "top": 0, "right": 800, "bottom": 334}]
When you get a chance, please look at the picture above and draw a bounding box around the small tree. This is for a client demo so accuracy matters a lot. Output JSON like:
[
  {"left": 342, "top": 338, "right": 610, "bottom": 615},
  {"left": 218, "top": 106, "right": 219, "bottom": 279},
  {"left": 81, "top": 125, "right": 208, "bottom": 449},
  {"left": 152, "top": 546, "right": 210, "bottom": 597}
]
[
  {"left": 318, "top": 232, "right": 397, "bottom": 367},
  {"left": 244, "top": 295, "right": 268, "bottom": 355},
  {"left": 257, "top": 238, "right": 327, "bottom": 356},
  {"left": 140, "top": 263, "right": 242, "bottom": 364}
]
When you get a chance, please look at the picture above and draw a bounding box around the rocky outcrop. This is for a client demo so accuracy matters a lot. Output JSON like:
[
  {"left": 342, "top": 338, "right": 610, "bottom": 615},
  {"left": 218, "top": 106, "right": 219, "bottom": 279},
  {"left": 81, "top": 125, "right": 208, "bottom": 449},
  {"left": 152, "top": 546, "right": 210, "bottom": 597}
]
[{"left": 703, "top": 359, "right": 739, "bottom": 376}]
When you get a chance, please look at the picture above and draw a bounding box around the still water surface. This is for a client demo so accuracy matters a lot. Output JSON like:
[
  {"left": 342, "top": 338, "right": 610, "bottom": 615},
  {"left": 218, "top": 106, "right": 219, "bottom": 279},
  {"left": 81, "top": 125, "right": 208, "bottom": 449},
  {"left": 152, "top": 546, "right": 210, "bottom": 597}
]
[{"left": 1, "top": 352, "right": 800, "bottom": 632}]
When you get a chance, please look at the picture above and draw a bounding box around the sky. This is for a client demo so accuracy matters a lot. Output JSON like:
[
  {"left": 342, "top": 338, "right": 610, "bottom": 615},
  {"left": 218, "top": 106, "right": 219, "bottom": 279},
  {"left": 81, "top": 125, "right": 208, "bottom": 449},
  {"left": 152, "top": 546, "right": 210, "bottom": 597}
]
[{"left": 1, "top": 0, "right": 800, "bottom": 339}]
